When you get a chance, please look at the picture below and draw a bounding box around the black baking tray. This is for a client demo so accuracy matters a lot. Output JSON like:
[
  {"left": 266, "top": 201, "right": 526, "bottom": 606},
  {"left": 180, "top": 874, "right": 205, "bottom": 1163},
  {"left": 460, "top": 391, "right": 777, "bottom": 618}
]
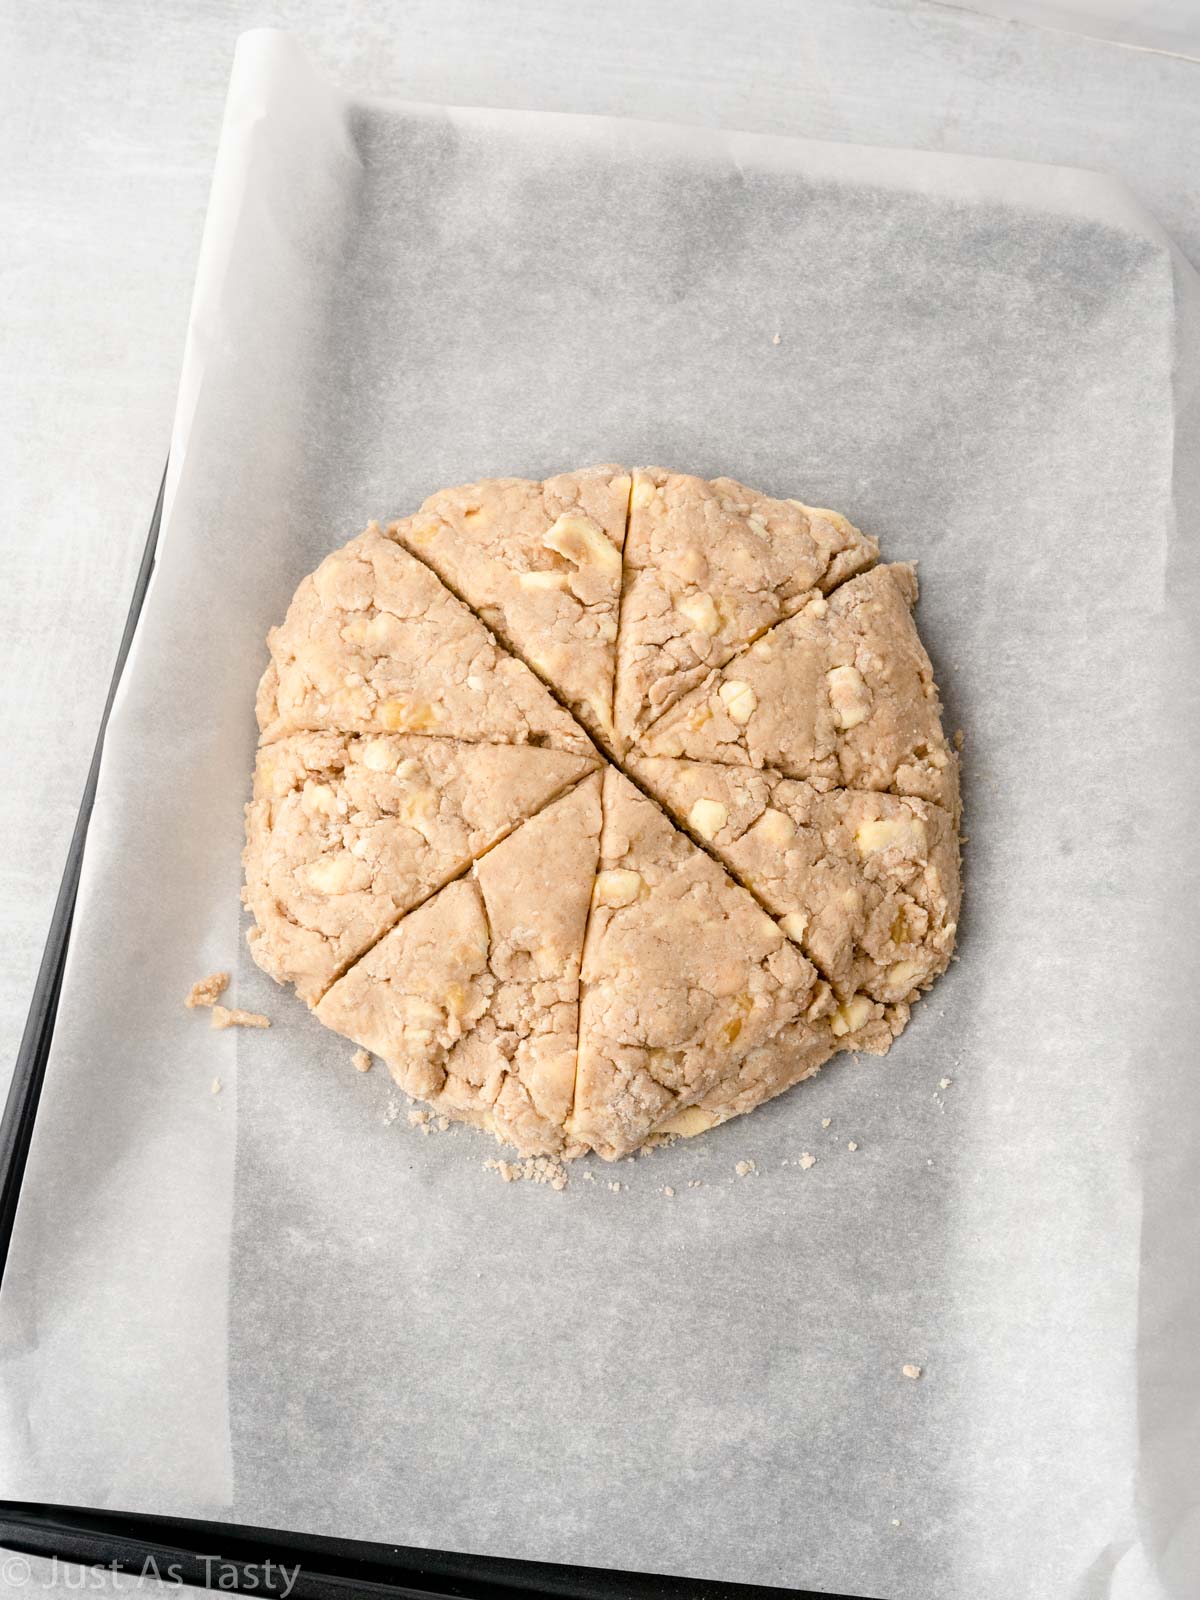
[{"left": 0, "top": 475, "right": 875, "bottom": 1600}]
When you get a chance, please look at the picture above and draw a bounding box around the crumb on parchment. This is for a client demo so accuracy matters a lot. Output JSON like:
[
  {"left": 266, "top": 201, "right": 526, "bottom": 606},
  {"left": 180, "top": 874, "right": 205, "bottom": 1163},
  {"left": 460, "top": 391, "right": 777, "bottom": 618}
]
[
  {"left": 185, "top": 972, "right": 229, "bottom": 1009},
  {"left": 210, "top": 1004, "right": 270, "bottom": 1030},
  {"left": 484, "top": 1156, "right": 568, "bottom": 1191},
  {"left": 902, "top": 1364, "right": 923, "bottom": 1380},
  {"left": 211, "top": 1077, "right": 222, "bottom": 1096},
  {"left": 798, "top": 1152, "right": 816, "bottom": 1170},
  {"left": 352, "top": 1048, "right": 372, "bottom": 1073},
  {"left": 734, "top": 1159, "right": 756, "bottom": 1178},
  {"left": 847, "top": 1141, "right": 859, "bottom": 1151}
]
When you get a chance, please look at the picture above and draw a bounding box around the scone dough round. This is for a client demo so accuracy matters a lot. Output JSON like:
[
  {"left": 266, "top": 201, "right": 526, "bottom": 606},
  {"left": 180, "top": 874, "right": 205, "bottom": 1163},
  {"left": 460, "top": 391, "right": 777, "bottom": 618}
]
[{"left": 244, "top": 466, "right": 962, "bottom": 1160}]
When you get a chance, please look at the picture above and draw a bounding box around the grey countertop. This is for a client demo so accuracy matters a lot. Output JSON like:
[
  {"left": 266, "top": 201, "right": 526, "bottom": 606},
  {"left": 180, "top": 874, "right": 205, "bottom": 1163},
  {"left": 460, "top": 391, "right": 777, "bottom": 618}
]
[{"left": 3, "top": 0, "right": 1197, "bottom": 1096}]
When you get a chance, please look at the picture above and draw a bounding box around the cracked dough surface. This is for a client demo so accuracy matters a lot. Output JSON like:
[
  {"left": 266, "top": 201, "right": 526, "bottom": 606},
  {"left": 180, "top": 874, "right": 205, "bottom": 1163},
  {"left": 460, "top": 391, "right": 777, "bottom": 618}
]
[{"left": 245, "top": 467, "right": 962, "bottom": 1160}]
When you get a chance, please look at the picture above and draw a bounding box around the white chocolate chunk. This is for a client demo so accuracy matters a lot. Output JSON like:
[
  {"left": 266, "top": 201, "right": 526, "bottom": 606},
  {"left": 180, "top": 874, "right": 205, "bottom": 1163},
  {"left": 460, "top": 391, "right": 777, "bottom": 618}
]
[
  {"left": 779, "top": 912, "right": 809, "bottom": 943},
  {"left": 753, "top": 808, "right": 796, "bottom": 847},
  {"left": 830, "top": 994, "right": 874, "bottom": 1036},
  {"left": 678, "top": 592, "right": 720, "bottom": 635},
  {"left": 855, "top": 815, "right": 927, "bottom": 857},
  {"left": 304, "top": 855, "right": 369, "bottom": 895},
  {"left": 301, "top": 781, "right": 338, "bottom": 818},
  {"left": 359, "top": 738, "right": 395, "bottom": 772},
  {"left": 827, "top": 664, "right": 872, "bottom": 729},
  {"left": 519, "top": 569, "right": 570, "bottom": 591},
  {"left": 688, "top": 797, "right": 729, "bottom": 840},
  {"left": 658, "top": 1105, "right": 716, "bottom": 1137},
  {"left": 718, "top": 679, "right": 757, "bottom": 724},
  {"left": 593, "top": 869, "right": 644, "bottom": 908},
  {"left": 543, "top": 512, "right": 621, "bottom": 576},
  {"left": 380, "top": 699, "right": 439, "bottom": 733},
  {"left": 886, "top": 959, "right": 923, "bottom": 990}
]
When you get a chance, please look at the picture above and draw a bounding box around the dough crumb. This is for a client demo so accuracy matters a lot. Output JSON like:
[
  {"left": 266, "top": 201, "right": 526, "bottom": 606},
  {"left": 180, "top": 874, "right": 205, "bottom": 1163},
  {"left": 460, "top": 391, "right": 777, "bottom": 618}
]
[
  {"left": 483, "top": 1156, "right": 569, "bottom": 1190},
  {"left": 798, "top": 1152, "right": 817, "bottom": 1170},
  {"left": 352, "top": 1048, "right": 372, "bottom": 1073},
  {"left": 185, "top": 971, "right": 229, "bottom": 1009},
  {"left": 891, "top": 1519, "right": 902, "bottom": 1528},
  {"left": 382, "top": 1098, "right": 401, "bottom": 1126},
  {"left": 662, "top": 1185, "right": 675, "bottom": 1197},
  {"left": 821, "top": 1118, "right": 831, "bottom": 1129},
  {"left": 687, "top": 1178, "right": 702, "bottom": 1188},
  {"left": 608, "top": 1180, "right": 622, "bottom": 1192},
  {"left": 210, "top": 1004, "right": 270, "bottom": 1030},
  {"left": 735, "top": 1159, "right": 756, "bottom": 1178},
  {"left": 772, "top": 331, "right": 782, "bottom": 345},
  {"left": 847, "top": 1140, "right": 859, "bottom": 1151},
  {"left": 641, "top": 1131, "right": 678, "bottom": 1152},
  {"left": 408, "top": 1109, "right": 430, "bottom": 1125},
  {"left": 435, "top": 1115, "right": 450, "bottom": 1132},
  {"left": 954, "top": 728, "right": 965, "bottom": 750},
  {"left": 211, "top": 1077, "right": 222, "bottom": 1096},
  {"left": 939, "top": 1077, "right": 952, "bottom": 1089},
  {"left": 902, "top": 1364, "right": 923, "bottom": 1380}
]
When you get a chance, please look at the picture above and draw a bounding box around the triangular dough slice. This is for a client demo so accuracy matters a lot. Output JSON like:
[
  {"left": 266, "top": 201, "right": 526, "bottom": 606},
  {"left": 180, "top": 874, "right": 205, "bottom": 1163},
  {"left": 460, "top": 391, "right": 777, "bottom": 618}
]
[
  {"left": 255, "top": 524, "right": 592, "bottom": 755},
  {"left": 570, "top": 769, "right": 826, "bottom": 1160},
  {"left": 635, "top": 564, "right": 959, "bottom": 811},
  {"left": 243, "top": 734, "right": 597, "bottom": 1005},
  {"left": 629, "top": 756, "right": 960, "bottom": 1005},
  {"left": 316, "top": 774, "right": 602, "bottom": 1156},
  {"left": 612, "top": 469, "right": 878, "bottom": 749},
  {"left": 658, "top": 1003, "right": 908, "bottom": 1146},
  {"left": 390, "top": 466, "right": 631, "bottom": 743}
]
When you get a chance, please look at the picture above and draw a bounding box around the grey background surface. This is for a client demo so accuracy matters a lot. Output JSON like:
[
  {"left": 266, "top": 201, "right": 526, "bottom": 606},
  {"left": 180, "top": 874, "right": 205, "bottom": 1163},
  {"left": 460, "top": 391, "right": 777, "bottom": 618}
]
[{"left": 4, "top": 0, "right": 1200, "bottom": 1100}]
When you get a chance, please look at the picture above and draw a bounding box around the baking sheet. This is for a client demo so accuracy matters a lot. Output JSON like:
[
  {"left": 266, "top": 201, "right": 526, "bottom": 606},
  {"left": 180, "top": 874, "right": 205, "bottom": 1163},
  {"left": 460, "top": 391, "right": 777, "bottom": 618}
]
[{"left": 2, "top": 28, "right": 1198, "bottom": 1600}]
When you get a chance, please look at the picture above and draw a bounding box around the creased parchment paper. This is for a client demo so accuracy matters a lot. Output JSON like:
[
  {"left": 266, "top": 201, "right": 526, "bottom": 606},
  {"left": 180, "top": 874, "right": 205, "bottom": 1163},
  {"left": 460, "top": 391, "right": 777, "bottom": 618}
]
[{"left": 2, "top": 30, "right": 1198, "bottom": 1600}]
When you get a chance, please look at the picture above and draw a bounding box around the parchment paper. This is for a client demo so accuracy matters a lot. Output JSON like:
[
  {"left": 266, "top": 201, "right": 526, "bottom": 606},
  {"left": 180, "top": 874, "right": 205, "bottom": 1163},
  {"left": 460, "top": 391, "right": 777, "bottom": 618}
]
[{"left": 2, "top": 29, "right": 1198, "bottom": 1600}]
